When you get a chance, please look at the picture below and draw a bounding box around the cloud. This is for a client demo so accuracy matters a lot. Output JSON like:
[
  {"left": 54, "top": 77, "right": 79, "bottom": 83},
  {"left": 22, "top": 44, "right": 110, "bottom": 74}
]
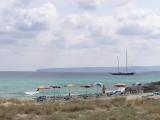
[
  {"left": 116, "top": 8, "right": 160, "bottom": 40},
  {"left": 74, "top": 0, "right": 135, "bottom": 10},
  {"left": 109, "top": 0, "right": 135, "bottom": 7},
  {"left": 15, "top": 3, "right": 57, "bottom": 31},
  {"left": 0, "top": 0, "right": 160, "bottom": 70},
  {"left": 0, "top": 2, "right": 57, "bottom": 46},
  {"left": 76, "top": 0, "right": 105, "bottom": 9},
  {"left": 117, "top": 24, "right": 151, "bottom": 36},
  {"left": 48, "top": 13, "right": 114, "bottom": 51}
]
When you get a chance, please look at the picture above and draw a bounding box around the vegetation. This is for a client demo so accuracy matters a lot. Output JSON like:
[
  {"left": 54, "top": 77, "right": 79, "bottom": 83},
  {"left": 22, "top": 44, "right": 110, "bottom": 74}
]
[{"left": 0, "top": 97, "right": 160, "bottom": 120}]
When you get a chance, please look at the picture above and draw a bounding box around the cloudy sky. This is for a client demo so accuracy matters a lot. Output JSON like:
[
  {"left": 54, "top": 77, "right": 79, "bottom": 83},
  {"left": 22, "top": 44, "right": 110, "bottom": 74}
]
[{"left": 0, "top": 0, "right": 160, "bottom": 71}]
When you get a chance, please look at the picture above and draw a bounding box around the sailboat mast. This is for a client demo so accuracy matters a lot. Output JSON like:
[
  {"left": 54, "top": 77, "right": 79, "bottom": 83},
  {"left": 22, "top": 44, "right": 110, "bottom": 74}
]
[
  {"left": 126, "top": 50, "right": 128, "bottom": 73},
  {"left": 117, "top": 56, "right": 120, "bottom": 73},
  {"left": 111, "top": 50, "right": 134, "bottom": 75}
]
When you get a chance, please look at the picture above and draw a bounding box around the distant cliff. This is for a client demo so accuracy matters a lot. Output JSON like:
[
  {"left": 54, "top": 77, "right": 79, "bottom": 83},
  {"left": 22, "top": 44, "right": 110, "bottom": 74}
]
[{"left": 37, "top": 66, "right": 160, "bottom": 73}]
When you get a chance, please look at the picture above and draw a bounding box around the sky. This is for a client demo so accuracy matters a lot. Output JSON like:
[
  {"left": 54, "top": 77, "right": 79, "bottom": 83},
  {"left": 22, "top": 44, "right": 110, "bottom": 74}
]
[{"left": 0, "top": 0, "right": 160, "bottom": 71}]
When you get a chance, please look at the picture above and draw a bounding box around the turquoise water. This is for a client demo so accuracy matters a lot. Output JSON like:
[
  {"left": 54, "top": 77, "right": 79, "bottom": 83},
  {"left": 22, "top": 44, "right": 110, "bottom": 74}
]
[{"left": 0, "top": 72, "right": 159, "bottom": 99}]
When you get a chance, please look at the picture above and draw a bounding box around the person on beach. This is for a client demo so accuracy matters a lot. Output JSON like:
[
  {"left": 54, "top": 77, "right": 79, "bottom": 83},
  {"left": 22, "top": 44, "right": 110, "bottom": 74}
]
[{"left": 102, "top": 85, "right": 106, "bottom": 94}]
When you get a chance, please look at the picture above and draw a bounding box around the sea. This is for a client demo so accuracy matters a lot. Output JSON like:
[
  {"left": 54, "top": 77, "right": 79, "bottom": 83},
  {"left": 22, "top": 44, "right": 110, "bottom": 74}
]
[{"left": 0, "top": 71, "right": 159, "bottom": 99}]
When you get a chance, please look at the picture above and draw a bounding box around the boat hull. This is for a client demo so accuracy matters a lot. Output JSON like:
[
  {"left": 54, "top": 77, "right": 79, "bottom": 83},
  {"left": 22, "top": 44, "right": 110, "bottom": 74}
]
[{"left": 111, "top": 72, "right": 135, "bottom": 75}]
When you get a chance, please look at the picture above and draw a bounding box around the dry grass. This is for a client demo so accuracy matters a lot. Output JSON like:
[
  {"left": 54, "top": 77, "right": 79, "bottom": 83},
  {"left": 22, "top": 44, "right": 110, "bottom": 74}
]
[{"left": 0, "top": 97, "right": 160, "bottom": 120}]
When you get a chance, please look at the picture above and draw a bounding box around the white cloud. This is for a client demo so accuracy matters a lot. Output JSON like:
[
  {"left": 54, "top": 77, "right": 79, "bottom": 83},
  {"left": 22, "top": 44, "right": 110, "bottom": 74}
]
[
  {"left": 15, "top": 3, "right": 57, "bottom": 31},
  {"left": 0, "top": 0, "right": 160, "bottom": 70},
  {"left": 74, "top": 0, "right": 135, "bottom": 10},
  {"left": 76, "top": 0, "right": 105, "bottom": 9},
  {"left": 0, "top": 2, "right": 57, "bottom": 46},
  {"left": 109, "top": 0, "right": 135, "bottom": 7}
]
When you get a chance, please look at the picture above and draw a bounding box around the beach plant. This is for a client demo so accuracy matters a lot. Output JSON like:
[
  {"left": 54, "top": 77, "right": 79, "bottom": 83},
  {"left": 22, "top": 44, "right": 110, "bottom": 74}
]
[{"left": 0, "top": 97, "right": 160, "bottom": 120}]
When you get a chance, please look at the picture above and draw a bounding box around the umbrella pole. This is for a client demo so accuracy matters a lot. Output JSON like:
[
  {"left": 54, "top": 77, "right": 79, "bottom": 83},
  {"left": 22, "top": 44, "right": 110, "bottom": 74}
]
[
  {"left": 54, "top": 88, "right": 55, "bottom": 98},
  {"left": 42, "top": 90, "right": 44, "bottom": 96},
  {"left": 86, "top": 88, "right": 87, "bottom": 96},
  {"left": 69, "top": 88, "right": 71, "bottom": 97}
]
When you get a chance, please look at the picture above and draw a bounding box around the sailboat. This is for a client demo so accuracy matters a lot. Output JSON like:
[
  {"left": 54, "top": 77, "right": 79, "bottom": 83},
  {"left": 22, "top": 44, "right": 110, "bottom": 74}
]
[{"left": 111, "top": 50, "right": 135, "bottom": 75}]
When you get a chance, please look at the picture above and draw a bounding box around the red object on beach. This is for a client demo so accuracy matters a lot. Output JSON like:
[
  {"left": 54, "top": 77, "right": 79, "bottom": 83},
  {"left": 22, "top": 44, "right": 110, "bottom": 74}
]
[
  {"left": 37, "top": 85, "right": 61, "bottom": 91},
  {"left": 49, "top": 85, "right": 61, "bottom": 97},
  {"left": 114, "top": 83, "right": 127, "bottom": 87},
  {"left": 36, "top": 85, "right": 62, "bottom": 97},
  {"left": 37, "top": 86, "right": 51, "bottom": 91},
  {"left": 80, "top": 84, "right": 94, "bottom": 96},
  {"left": 80, "top": 84, "right": 93, "bottom": 88},
  {"left": 49, "top": 85, "right": 61, "bottom": 89}
]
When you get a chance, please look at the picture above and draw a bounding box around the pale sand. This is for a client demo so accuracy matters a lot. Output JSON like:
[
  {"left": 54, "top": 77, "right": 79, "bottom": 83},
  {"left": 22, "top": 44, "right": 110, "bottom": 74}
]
[
  {"left": 1, "top": 93, "right": 160, "bottom": 103},
  {"left": 126, "top": 95, "right": 142, "bottom": 100}
]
